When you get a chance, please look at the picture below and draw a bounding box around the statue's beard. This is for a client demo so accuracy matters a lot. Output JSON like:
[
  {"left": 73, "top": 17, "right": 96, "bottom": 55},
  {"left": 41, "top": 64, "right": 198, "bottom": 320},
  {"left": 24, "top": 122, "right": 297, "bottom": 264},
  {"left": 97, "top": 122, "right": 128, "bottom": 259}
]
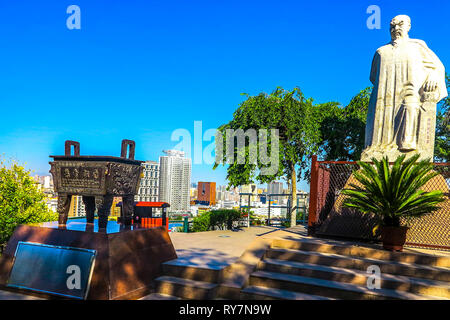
[{"left": 391, "top": 31, "right": 405, "bottom": 41}]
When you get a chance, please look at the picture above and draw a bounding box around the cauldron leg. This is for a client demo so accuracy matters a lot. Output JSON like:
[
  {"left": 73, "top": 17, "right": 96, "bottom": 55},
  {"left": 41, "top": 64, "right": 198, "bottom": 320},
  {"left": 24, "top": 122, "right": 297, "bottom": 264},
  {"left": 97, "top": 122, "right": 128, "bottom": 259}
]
[
  {"left": 122, "top": 194, "right": 134, "bottom": 226},
  {"left": 57, "top": 194, "right": 71, "bottom": 226},
  {"left": 96, "top": 195, "right": 113, "bottom": 230},
  {"left": 82, "top": 196, "right": 96, "bottom": 223}
]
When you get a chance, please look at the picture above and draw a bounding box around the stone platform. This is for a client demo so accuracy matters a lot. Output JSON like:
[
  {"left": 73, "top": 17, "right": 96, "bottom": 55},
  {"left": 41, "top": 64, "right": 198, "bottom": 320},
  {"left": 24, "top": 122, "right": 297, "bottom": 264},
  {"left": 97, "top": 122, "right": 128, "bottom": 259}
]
[{"left": 0, "top": 219, "right": 177, "bottom": 300}]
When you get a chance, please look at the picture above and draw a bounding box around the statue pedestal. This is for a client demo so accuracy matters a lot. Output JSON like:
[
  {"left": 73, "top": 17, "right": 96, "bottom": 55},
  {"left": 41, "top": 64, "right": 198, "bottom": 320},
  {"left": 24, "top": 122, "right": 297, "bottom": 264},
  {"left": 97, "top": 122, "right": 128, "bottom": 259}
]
[{"left": 0, "top": 219, "right": 177, "bottom": 300}]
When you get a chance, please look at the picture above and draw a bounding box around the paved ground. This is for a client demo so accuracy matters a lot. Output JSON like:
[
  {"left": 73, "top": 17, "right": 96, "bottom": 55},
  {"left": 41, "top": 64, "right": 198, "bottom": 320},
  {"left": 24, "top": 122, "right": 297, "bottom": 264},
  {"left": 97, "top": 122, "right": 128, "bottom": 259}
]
[{"left": 167, "top": 226, "right": 299, "bottom": 269}]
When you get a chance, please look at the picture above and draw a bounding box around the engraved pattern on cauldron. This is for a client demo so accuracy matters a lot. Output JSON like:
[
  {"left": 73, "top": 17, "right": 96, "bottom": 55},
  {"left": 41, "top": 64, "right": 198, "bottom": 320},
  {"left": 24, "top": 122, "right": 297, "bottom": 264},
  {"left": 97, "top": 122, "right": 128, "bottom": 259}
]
[
  {"left": 106, "top": 162, "right": 142, "bottom": 195},
  {"left": 56, "top": 195, "right": 70, "bottom": 213},
  {"left": 50, "top": 161, "right": 108, "bottom": 195}
]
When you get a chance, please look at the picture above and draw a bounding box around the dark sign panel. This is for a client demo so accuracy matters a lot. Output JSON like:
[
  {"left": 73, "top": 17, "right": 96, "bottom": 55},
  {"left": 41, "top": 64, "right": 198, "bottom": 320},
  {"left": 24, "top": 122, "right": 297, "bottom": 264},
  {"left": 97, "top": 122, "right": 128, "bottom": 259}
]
[{"left": 7, "top": 242, "right": 96, "bottom": 299}]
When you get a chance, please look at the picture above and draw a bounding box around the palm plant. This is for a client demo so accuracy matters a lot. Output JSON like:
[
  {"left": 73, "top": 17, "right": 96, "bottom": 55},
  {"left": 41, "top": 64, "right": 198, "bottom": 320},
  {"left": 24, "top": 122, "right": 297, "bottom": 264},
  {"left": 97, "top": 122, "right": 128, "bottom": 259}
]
[{"left": 342, "top": 154, "right": 445, "bottom": 227}]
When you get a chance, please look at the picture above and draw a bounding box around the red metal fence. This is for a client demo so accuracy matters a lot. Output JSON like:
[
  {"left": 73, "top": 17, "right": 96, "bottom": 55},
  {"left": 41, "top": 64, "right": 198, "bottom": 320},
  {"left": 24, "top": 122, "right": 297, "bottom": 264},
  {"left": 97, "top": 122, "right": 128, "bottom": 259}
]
[{"left": 308, "top": 155, "right": 450, "bottom": 250}]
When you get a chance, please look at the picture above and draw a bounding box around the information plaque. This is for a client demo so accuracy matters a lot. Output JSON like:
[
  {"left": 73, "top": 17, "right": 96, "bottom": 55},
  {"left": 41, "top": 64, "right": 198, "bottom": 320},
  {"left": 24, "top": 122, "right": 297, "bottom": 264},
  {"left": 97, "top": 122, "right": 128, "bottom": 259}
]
[{"left": 7, "top": 242, "right": 96, "bottom": 299}]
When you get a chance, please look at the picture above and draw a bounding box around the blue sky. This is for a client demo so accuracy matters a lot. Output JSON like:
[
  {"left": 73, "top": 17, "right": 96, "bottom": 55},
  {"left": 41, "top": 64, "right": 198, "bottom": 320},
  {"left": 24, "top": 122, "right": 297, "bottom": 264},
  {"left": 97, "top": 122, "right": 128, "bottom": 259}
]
[{"left": 0, "top": 0, "right": 449, "bottom": 191}]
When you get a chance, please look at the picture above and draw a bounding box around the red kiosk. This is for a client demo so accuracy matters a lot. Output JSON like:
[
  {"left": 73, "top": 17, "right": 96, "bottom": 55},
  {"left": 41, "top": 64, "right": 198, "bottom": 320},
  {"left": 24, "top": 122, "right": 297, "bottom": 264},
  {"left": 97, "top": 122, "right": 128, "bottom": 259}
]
[{"left": 117, "top": 201, "right": 170, "bottom": 229}]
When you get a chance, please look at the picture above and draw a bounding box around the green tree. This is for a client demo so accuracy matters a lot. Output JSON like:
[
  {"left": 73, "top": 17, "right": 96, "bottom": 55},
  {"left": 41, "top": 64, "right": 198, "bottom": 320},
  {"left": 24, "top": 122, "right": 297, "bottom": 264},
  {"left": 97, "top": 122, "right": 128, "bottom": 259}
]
[
  {"left": 214, "top": 87, "right": 326, "bottom": 227},
  {"left": 319, "top": 88, "right": 371, "bottom": 160},
  {"left": 434, "top": 73, "right": 449, "bottom": 162},
  {"left": 0, "top": 158, "right": 57, "bottom": 245}
]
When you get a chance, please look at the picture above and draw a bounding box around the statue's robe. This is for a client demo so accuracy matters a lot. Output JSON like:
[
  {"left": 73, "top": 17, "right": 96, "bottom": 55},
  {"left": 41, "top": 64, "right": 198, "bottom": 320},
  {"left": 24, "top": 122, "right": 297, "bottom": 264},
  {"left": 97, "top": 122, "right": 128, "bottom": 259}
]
[{"left": 364, "top": 38, "right": 447, "bottom": 155}]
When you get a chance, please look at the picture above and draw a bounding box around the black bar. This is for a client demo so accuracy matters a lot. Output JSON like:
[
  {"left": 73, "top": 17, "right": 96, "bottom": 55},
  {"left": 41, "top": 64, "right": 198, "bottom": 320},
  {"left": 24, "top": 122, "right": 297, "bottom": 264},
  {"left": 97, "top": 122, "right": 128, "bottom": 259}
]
[{"left": 162, "top": 208, "right": 167, "bottom": 226}]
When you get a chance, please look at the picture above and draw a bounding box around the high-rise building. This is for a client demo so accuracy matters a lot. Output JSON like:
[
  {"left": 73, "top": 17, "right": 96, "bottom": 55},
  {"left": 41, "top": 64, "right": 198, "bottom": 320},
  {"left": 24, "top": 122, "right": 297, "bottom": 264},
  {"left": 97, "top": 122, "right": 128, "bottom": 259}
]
[
  {"left": 190, "top": 187, "right": 198, "bottom": 201},
  {"left": 216, "top": 185, "right": 238, "bottom": 202},
  {"left": 241, "top": 184, "right": 257, "bottom": 194},
  {"left": 135, "top": 161, "right": 160, "bottom": 202},
  {"left": 159, "top": 150, "right": 191, "bottom": 212},
  {"left": 268, "top": 181, "right": 284, "bottom": 203},
  {"left": 33, "top": 175, "right": 55, "bottom": 195},
  {"left": 241, "top": 184, "right": 258, "bottom": 202},
  {"left": 111, "top": 197, "right": 122, "bottom": 217},
  {"left": 68, "top": 195, "right": 86, "bottom": 217},
  {"left": 197, "top": 182, "right": 216, "bottom": 206},
  {"left": 67, "top": 195, "right": 120, "bottom": 218}
]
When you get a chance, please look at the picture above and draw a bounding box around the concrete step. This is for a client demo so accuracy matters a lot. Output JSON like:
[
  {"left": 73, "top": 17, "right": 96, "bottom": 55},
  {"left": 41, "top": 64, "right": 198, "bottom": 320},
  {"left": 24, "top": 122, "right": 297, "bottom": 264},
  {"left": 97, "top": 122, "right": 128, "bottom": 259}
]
[
  {"left": 240, "top": 285, "right": 335, "bottom": 300},
  {"left": 249, "top": 271, "right": 446, "bottom": 300},
  {"left": 0, "top": 289, "right": 43, "bottom": 300},
  {"left": 266, "top": 248, "right": 450, "bottom": 282},
  {"left": 271, "top": 239, "right": 450, "bottom": 268},
  {"left": 140, "top": 293, "right": 182, "bottom": 300},
  {"left": 259, "top": 258, "right": 450, "bottom": 298},
  {"left": 162, "top": 261, "right": 222, "bottom": 283},
  {"left": 155, "top": 276, "right": 218, "bottom": 300}
]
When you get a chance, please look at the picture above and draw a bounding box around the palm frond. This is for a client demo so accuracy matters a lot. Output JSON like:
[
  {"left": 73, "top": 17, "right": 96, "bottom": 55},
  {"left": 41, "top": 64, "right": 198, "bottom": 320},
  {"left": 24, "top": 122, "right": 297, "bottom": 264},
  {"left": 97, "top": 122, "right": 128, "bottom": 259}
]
[{"left": 342, "top": 155, "right": 445, "bottom": 226}]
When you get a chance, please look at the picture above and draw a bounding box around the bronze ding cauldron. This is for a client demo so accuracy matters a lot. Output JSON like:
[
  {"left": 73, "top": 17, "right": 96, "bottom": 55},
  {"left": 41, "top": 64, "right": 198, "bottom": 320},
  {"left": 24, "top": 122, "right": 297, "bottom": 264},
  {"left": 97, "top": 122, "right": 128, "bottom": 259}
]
[{"left": 49, "top": 140, "right": 143, "bottom": 229}]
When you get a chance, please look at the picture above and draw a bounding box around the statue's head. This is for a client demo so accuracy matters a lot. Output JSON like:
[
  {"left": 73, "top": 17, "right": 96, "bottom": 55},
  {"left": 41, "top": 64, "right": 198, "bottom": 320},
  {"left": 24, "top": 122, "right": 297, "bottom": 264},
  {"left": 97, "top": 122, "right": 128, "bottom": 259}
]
[{"left": 390, "top": 15, "right": 411, "bottom": 41}]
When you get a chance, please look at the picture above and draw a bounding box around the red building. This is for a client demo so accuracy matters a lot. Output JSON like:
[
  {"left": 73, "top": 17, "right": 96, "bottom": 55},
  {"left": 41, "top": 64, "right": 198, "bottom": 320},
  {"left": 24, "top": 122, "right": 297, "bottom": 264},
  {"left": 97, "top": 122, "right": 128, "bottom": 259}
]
[{"left": 197, "top": 182, "right": 216, "bottom": 206}]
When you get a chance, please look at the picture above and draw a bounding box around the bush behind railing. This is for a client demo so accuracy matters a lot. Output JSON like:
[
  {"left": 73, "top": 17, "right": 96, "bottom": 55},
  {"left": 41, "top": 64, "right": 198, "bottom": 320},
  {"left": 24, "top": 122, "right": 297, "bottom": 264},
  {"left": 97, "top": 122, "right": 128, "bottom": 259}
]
[{"left": 191, "top": 209, "right": 242, "bottom": 232}]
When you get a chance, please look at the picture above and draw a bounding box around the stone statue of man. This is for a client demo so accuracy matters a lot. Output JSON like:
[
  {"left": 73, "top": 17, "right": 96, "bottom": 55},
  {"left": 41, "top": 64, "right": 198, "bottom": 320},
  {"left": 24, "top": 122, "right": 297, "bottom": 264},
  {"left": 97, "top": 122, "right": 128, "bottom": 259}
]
[{"left": 361, "top": 15, "right": 447, "bottom": 161}]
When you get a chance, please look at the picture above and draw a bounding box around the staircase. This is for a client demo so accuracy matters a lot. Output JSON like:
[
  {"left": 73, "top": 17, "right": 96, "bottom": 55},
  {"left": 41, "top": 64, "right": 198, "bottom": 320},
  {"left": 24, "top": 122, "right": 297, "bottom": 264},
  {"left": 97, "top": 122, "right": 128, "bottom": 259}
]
[
  {"left": 142, "top": 238, "right": 450, "bottom": 300},
  {"left": 240, "top": 239, "right": 450, "bottom": 300},
  {"left": 142, "top": 261, "right": 222, "bottom": 300}
]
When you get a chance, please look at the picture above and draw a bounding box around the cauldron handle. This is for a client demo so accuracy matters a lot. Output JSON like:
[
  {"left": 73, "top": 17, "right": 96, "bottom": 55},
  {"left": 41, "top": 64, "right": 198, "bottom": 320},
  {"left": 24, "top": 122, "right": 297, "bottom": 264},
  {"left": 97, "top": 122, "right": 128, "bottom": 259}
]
[
  {"left": 65, "top": 140, "right": 80, "bottom": 156},
  {"left": 121, "top": 139, "right": 136, "bottom": 160}
]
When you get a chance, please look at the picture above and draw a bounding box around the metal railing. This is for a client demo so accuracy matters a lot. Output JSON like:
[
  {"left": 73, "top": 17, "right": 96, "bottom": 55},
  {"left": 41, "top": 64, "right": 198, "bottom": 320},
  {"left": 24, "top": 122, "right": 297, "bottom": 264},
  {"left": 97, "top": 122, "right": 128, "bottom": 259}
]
[
  {"left": 308, "top": 155, "right": 450, "bottom": 250},
  {"left": 238, "top": 192, "right": 309, "bottom": 227}
]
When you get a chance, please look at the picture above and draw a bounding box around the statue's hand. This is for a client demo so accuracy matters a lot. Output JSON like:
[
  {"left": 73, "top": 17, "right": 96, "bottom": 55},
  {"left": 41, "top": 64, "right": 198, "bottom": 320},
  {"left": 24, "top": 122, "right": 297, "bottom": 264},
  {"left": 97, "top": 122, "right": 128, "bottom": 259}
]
[{"left": 424, "top": 80, "right": 438, "bottom": 92}]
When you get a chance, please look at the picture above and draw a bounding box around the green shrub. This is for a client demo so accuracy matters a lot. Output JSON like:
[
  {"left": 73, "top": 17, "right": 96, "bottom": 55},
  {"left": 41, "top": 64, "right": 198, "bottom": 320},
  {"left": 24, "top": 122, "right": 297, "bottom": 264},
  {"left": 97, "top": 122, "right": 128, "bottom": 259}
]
[
  {"left": 191, "top": 209, "right": 242, "bottom": 232},
  {"left": 281, "top": 220, "right": 290, "bottom": 228},
  {"left": 210, "top": 209, "right": 241, "bottom": 230},
  {"left": 0, "top": 159, "right": 57, "bottom": 245},
  {"left": 191, "top": 211, "right": 211, "bottom": 232},
  {"left": 342, "top": 154, "right": 445, "bottom": 227}
]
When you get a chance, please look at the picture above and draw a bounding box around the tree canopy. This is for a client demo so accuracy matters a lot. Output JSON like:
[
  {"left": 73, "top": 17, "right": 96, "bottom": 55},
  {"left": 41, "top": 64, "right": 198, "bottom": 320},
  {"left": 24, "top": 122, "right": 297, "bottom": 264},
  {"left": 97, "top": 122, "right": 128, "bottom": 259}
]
[
  {"left": 214, "top": 87, "right": 329, "bottom": 226},
  {"left": 214, "top": 87, "right": 326, "bottom": 185},
  {"left": 434, "top": 73, "right": 450, "bottom": 162},
  {"left": 318, "top": 88, "right": 371, "bottom": 161},
  {"left": 0, "top": 158, "right": 57, "bottom": 245}
]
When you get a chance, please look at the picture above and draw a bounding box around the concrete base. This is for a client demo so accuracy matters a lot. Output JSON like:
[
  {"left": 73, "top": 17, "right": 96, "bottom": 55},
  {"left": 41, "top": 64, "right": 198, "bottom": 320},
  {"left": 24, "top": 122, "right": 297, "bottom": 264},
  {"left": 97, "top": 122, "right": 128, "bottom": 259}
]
[{"left": 0, "top": 221, "right": 177, "bottom": 300}]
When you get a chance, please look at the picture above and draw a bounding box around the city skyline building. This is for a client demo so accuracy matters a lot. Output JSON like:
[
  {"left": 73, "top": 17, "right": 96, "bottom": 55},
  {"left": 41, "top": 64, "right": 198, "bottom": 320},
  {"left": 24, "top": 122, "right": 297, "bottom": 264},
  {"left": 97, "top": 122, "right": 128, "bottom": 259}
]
[
  {"left": 240, "top": 184, "right": 258, "bottom": 202},
  {"left": 197, "top": 182, "right": 216, "bottom": 206},
  {"left": 159, "top": 150, "right": 191, "bottom": 212},
  {"left": 268, "top": 181, "right": 284, "bottom": 204},
  {"left": 190, "top": 187, "right": 198, "bottom": 201},
  {"left": 135, "top": 160, "right": 160, "bottom": 202},
  {"left": 68, "top": 195, "right": 86, "bottom": 218}
]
